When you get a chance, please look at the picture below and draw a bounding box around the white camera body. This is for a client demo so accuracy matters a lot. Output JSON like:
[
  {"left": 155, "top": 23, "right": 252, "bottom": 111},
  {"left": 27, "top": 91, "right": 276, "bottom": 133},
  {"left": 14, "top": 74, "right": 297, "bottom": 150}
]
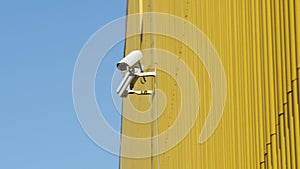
[
  {"left": 116, "top": 50, "right": 156, "bottom": 97},
  {"left": 117, "top": 50, "right": 143, "bottom": 72}
]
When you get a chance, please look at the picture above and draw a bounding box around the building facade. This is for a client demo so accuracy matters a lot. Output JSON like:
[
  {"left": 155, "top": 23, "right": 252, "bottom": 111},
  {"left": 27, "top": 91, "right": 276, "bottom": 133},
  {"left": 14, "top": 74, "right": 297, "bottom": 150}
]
[{"left": 120, "top": 0, "right": 300, "bottom": 168}]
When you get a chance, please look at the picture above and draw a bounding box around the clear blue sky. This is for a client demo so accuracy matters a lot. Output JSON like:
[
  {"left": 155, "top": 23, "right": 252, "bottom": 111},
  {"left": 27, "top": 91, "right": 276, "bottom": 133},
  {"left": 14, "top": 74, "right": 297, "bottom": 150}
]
[{"left": 0, "top": 1, "right": 127, "bottom": 168}]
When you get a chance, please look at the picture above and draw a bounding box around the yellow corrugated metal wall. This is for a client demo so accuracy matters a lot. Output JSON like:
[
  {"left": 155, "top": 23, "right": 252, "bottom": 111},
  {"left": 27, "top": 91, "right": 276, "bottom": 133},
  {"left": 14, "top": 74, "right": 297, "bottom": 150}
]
[{"left": 120, "top": 0, "right": 300, "bottom": 168}]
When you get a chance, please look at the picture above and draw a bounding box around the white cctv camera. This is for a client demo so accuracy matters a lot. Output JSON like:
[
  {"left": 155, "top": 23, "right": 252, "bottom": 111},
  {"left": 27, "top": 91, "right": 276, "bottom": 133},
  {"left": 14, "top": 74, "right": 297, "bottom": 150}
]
[
  {"left": 116, "top": 50, "right": 143, "bottom": 72},
  {"left": 116, "top": 50, "right": 156, "bottom": 98},
  {"left": 116, "top": 72, "right": 135, "bottom": 97}
]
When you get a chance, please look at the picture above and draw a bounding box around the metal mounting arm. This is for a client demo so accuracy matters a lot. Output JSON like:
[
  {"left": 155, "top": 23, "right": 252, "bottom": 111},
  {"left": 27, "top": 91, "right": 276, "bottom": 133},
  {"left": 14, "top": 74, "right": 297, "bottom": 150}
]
[
  {"left": 134, "top": 71, "right": 156, "bottom": 77},
  {"left": 128, "top": 71, "right": 156, "bottom": 96},
  {"left": 128, "top": 90, "right": 154, "bottom": 95}
]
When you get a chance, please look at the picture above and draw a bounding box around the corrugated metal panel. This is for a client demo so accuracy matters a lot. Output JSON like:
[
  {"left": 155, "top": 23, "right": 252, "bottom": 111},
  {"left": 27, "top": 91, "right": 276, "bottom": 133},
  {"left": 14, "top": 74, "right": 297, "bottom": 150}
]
[{"left": 120, "top": 0, "right": 300, "bottom": 168}]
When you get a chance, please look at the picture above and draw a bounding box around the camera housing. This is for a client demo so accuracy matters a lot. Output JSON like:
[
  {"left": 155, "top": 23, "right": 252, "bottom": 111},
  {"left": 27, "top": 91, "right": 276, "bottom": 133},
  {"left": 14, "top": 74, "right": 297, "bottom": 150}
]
[
  {"left": 116, "top": 50, "right": 156, "bottom": 97},
  {"left": 116, "top": 50, "right": 143, "bottom": 72}
]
